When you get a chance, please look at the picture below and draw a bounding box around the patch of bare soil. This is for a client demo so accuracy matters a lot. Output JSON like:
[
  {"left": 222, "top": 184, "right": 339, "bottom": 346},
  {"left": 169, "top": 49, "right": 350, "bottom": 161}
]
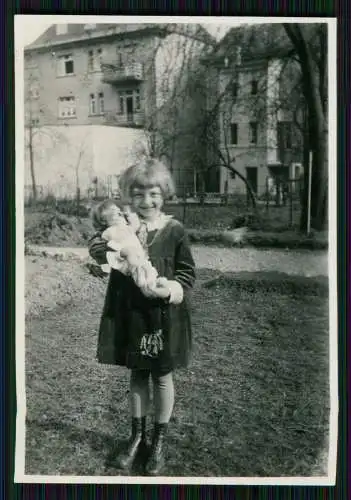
[{"left": 25, "top": 211, "right": 94, "bottom": 247}]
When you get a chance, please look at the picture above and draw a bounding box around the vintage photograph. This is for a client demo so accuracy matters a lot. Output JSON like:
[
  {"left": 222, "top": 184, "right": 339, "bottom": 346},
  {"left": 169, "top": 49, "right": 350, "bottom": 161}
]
[{"left": 15, "top": 16, "right": 337, "bottom": 484}]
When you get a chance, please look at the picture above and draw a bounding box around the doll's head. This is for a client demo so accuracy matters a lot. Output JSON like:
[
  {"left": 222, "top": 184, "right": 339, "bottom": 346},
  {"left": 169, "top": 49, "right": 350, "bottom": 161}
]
[{"left": 91, "top": 199, "right": 124, "bottom": 231}]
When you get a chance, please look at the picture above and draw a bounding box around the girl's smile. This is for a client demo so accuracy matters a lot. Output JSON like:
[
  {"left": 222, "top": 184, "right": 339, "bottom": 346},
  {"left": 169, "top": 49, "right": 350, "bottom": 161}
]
[{"left": 131, "top": 185, "right": 164, "bottom": 221}]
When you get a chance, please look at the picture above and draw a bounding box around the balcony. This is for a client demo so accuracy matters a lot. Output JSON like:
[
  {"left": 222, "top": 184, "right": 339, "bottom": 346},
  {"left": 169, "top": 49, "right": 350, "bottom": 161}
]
[
  {"left": 101, "top": 62, "right": 144, "bottom": 85},
  {"left": 104, "top": 110, "right": 145, "bottom": 128}
]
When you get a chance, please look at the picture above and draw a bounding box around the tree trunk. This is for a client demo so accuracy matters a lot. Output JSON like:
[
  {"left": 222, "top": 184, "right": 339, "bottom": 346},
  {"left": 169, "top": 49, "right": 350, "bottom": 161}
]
[
  {"left": 299, "top": 107, "right": 310, "bottom": 231},
  {"left": 199, "top": 174, "right": 206, "bottom": 205},
  {"left": 300, "top": 145, "right": 309, "bottom": 231},
  {"left": 310, "top": 126, "right": 328, "bottom": 230},
  {"left": 283, "top": 23, "right": 328, "bottom": 231},
  {"left": 29, "top": 129, "right": 37, "bottom": 201},
  {"left": 28, "top": 126, "right": 38, "bottom": 201},
  {"left": 226, "top": 166, "right": 257, "bottom": 209}
]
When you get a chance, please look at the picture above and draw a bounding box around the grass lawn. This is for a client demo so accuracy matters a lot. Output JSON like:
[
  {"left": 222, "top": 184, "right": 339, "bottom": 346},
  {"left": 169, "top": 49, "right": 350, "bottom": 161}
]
[{"left": 24, "top": 264, "right": 329, "bottom": 477}]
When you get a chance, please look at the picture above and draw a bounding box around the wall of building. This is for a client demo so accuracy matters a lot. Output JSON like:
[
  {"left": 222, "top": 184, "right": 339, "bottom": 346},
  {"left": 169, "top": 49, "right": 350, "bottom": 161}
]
[
  {"left": 24, "top": 28, "right": 208, "bottom": 196},
  {"left": 24, "top": 33, "right": 158, "bottom": 127},
  {"left": 215, "top": 57, "right": 303, "bottom": 196},
  {"left": 24, "top": 125, "right": 147, "bottom": 199}
]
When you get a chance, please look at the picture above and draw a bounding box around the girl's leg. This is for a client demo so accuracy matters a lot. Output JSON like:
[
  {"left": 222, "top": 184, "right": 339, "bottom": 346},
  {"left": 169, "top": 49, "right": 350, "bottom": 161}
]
[
  {"left": 151, "top": 371, "right": 175, "bottom": 423},
  {"left": 130, "top": 369, "right": 151, "bottom": 417},
  {"left": 116, "top": 369, "right": 150, "bottom": 470},
  {"left": 146, "top": 370, "right": 174, "bottom": 475}
]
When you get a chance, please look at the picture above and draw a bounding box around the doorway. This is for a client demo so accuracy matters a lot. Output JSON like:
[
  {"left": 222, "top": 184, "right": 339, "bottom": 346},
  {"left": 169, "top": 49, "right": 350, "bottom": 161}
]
[
  {"left": 126, "top": 96, "right": 134, "bottom": 122},
  {"left": 246, "top": 167, "right": 258, "bottom": 194}
]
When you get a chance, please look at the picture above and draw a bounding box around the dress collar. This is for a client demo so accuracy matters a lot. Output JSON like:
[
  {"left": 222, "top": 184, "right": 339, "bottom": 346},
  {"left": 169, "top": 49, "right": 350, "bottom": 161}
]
[{"left": 144, "top": 214, "right": 173, "bottom": 232}]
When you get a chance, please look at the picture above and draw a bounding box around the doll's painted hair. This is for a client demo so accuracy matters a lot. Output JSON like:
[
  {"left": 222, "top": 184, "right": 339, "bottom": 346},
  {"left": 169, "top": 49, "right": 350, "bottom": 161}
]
[
  {"left": 119, "top": 158, "right": 176, "bottom": 203},
  {"left": 91, "top": 199, "right": 122, "bottom": 230}
]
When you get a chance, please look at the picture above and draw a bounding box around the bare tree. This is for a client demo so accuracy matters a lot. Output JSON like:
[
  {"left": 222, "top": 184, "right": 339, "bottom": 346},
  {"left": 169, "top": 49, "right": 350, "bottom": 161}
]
[
  {"left": 24, "top": 67, "right": 69, "bottom": 201},
  {"left": 24, "top": 54, "right": 93, "bottom": 203},
  {"left": 147, "top": 23, "right": 328, "bottom": 229},
  {"left": 283, "top": 23, "right": 328, "bottom": 230}
]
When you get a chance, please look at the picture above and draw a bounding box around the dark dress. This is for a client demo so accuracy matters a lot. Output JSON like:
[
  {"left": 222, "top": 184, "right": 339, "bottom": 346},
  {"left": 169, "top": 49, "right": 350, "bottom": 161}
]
[{"left": 89, "top": 218, "right": 196, "bottom": 374}]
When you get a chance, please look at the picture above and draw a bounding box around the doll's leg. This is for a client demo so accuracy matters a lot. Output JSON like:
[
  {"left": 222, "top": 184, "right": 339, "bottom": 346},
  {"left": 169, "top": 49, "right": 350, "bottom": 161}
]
[
  {"left": 116, "top": 369, "right": 150, "bottom": 470},
  {"left": 145, "top": 371, "right": 174, "bottom": 475}
]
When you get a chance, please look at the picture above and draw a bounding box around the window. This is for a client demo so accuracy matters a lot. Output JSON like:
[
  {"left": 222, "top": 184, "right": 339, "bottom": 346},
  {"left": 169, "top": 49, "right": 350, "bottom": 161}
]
[
  {"left": 58, "top": 96, "right": 76, "bottom": 118},
  {"left": 119, "top": 89, "right": 141, "bottom": 115},
  {"left": 88, "top": 50, "right": 94, "bottom": 71},
  {"left": 87, "top": 48, "right": 103, "bottom": 72},
  {"left": 89, "top": 94, "right": 96, "bottom": 115},
  {"left": 277, "top": 122, "right": 292, "bottom": 149},
  {"left": 236, "top": 46, "right": 242, "bottom": 65},
  {"left": 119, "top": 94, "right": 124, "bottom": 114},
  {"left": 249, "top": 122, "right": 258, "bottom": 144},
  {"left": 29, "top": 87, "right": 40, "bottom": 99},
  {"left": 56, "top": 24, "right": 68, "bottom": 36},
  {"left": 25, "top": 54, "right": 38, "bottom": 69},
  {"left": 230, "top": 123, "right": 238, "bottom": 145},
  {"left": 90, "top": 93, "right": 105, "bottom": 115},
  {"left": 232, "top": 81, "right": 238, "bottom": 101},
  {"left": 117, "top": 52, "right": 123, "bottom": 67},
  {"left": 97, "top": 49, "right": 104, "bottom": 70},
  {"left": 31, "top": 118, "right": 39, "bottom": 126},
  {"left": 57, "top": 54, "right": 74, "bottom": 76},
  {"left": 285, "top": 123, "right": 292, "bottom": 149},
  {"left": 84, "top": 24, "right": 96, "bottom": 31},
  {"left": 251, "top": 79, "right": 258, "bottom": 95},
  {"left": 98, "top": 92, "right": 104, "bottom": 113},
  {"left": 135, "top": 89, "right": 140, "bottom": 111}
]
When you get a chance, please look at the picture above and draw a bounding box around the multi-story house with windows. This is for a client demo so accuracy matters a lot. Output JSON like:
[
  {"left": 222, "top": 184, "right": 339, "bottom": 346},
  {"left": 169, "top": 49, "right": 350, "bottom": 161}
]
[
  {"left": 24, "top": 22, "right": 213, "bottom": 199},
  {"left": 202, "top": 24, "right": 304, "bottom": 198}
]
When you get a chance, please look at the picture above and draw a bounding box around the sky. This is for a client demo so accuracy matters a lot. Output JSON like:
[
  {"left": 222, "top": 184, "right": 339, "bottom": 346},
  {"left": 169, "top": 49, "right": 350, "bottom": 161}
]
[{"left": 17, "top": 16, "right": 233, "bottom": 48}]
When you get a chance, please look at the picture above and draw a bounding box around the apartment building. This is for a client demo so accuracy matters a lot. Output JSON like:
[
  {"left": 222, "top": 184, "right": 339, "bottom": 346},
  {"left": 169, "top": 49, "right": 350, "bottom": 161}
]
[
  {"left": 203, "top": 25, "right": 304, "bottom": 197},
  {"left": 24, "top": 23, "right": 168, "bottom": 128},
  {"left": 24, "top": 22, "right": 213, "bottom": 198}
]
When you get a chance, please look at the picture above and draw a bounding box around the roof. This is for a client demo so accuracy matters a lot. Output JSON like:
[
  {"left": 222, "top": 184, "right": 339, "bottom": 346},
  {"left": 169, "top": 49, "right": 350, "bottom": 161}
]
[
  {"left": 25, "top": 23, "right": 170, "bottom": 52},
  {"left": 25, "top": 22, "right": 216, "bottom": 52},
  {"left": 204, "top": 24, "right": 294, "bottom": 66}
]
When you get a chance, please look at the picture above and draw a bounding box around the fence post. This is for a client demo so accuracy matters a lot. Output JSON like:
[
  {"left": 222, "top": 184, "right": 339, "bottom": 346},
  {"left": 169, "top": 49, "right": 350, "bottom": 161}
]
[
  {"left": 76, "top": 187, "right": 81, "bottom": 217},
  {"left": 307, "top": 151, "right": 313, "bottom": 235},
  {"left": 265, "top": 177, "right": 269, "bottom": 212},
  {"left": 289, "top": 180, "right": 293, "bottom": 227},
  {"left": 182, "top": 188, "right": 187, "bottom": 225}
]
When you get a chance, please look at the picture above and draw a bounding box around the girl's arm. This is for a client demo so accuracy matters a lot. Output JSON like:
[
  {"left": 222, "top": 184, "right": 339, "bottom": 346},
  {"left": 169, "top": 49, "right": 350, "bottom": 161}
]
[
  {"left": 89, "top": 232, "right": 133, "bottom": 275},
  {"left": 167, "top": 226, "right": 196, "bottom": 305},
  {"left": 174, "top": 231, "right": 196, "bottom": 290}
]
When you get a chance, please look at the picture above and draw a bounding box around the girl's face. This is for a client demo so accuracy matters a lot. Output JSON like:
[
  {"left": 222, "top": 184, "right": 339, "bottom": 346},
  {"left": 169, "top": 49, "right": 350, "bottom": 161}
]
[{"left": 130, "top": 184, "right": 164, "bottom": 221}]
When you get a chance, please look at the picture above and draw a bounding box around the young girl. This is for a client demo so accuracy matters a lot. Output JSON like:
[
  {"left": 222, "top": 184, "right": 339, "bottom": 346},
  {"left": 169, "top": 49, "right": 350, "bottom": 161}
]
[{"left": 89, "top": 158, "right": 196, "bottom": 476}]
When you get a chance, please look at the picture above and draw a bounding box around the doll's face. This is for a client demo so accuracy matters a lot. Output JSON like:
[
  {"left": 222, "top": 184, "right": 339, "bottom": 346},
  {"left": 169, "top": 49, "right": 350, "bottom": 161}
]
[
  {"left": 103, "top": 204, "right": 124, "bottom": 227},
  {"left": 130, "top": 184, "right": 164, "bottom": 222}
]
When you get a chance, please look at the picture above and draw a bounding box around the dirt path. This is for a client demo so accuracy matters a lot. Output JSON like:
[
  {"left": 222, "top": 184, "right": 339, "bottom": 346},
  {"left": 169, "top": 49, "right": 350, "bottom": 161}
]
[{"left": 29, "top": 244, "right": 328, "bottom": 277}]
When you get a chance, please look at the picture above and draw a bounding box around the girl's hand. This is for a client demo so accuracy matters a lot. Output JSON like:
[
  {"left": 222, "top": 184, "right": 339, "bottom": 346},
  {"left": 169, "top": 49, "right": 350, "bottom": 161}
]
[
  {"left": 148, "top": 278, "right": 170, "bottom": 299},
  {"left": 152, "top": 283, "right": 171, "bottom": 299}
]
